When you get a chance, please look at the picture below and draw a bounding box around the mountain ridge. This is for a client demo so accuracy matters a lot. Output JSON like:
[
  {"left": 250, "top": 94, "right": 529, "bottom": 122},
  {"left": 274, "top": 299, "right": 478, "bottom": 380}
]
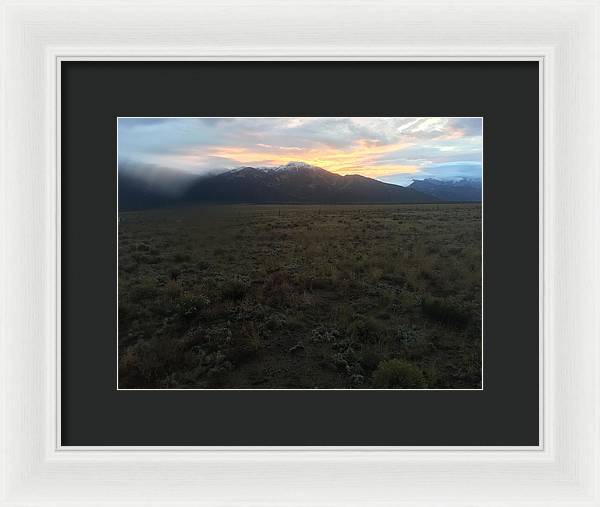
[
  {"left": 182, "top": 162, "right": 438, "bottom": 207},
  {"left": 119, "top": 162, "right": 450, "bottom": 211},
  {"left": 408, "top": 177, "right": 482, "bottom": 202}
]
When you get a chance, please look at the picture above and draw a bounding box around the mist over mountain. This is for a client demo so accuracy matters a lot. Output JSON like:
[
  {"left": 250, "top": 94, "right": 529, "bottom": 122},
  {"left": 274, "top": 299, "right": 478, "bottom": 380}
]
[
  {"left": 118, "top": 162, "right": 202, "bottom": 211},
  {"left": 119, "top": 162, "right": 199, "bottom": 196},
  {"left": 118, "top": 161, "right": 442, "bottom": 211},
  {"left": 408, "top": 178, "right": 482, "bottom": 202}
]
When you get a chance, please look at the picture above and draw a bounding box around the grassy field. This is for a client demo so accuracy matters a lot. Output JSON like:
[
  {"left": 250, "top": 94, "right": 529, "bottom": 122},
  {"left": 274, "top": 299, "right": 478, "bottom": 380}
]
[{"left": 118, "top": 204, "right": 482, "bottom": 389}]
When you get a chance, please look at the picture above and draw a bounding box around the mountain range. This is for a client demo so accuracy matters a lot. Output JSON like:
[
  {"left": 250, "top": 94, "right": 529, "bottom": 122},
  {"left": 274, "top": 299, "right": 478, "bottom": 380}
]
[
  {"left": 119, "top": 161, "right": 481, "bottom": 211},
  {"left": 408, "top": 177, "right": 482, "bottom": 202}
]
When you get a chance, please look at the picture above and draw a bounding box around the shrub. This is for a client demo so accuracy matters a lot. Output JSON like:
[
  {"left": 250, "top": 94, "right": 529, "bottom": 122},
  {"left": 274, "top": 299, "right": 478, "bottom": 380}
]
[
  {"left": 119, "top": 261, "right": 138, "bottom": 274},
  {"left": 397, "top": 326, "right": 418, "bottom": 345},
  {"left": 420, "top": 296, "right": 470, "bottom": 328},
  {"left": 372, "top": 359, "right": 425, "bottom": 388},
  {"left": 119, "top": 339, "right": 164, "bottom": 386},
  {"left": 205, "top": 325, "right": 233, "bottom": 350},
  {"left": 175, "top": 292, "right": 210, "bottom": 320},
  {"left": 262, "top": 272, "right": 293, "bottom": 308},
  {"left": 310, "top": 326, "right": 339, "bottom": 344},
  {"left": 172, "top": 252, "right": 192, "bottom": 263},
  {"left": 347, "top": 316, "right": 385, "bottom": 342},
  {"left": 305, "top": 276, "right": 333, "bottom": 291},
  {"left": 196, "top": 260, "right": 211, "bottom": 271},
  {"left": 221, "top": 278, "right": 250, "bottom": 301},
  {"left": 357, "top": 349, "right": 382, "bottom": 372},
  {"left": 227, "top": 321, "right": 262, "bottom": 363},
  {"left": 264, "top": 312, "right": 287, "bottom": 331},
  {"left": 129, "top": 279, "right": 160, "bottom": 302}
]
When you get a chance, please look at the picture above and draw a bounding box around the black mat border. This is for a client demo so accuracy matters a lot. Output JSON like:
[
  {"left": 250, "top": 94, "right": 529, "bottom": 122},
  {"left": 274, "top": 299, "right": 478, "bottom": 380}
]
[{"left": 61, "top": 61, "right": 539, "bottom": 446}]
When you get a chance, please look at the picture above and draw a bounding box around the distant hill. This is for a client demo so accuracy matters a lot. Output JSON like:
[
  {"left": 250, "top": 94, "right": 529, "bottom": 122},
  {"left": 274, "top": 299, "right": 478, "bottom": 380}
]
[
  {"left": 408, "top": 178, "right": 482, "bottom": 202},
  {"left": 119, "top": 162, "right": 439, "bottom": 210},
  {"left": 182, "top": 162, "right": 437, "bottom": 205}
]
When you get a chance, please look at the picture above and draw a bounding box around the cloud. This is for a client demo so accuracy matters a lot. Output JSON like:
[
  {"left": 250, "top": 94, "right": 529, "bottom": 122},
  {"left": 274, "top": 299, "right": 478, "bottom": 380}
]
[
  {"left": 118, "top": 117, "right": 482, "bottom": 181},
  {"left": 447, "top": 117, "right": 483, "bottom": 137}
]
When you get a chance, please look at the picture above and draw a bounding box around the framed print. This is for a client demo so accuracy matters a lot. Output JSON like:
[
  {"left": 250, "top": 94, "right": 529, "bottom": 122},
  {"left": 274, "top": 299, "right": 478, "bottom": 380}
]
[
  {"left": 116, "top": 115, "right": 484, "bottom": 391},
  {"left": 60, "top": 61, "right": 538, "bottom": 447},
  {"left": 1, "top": 1, "right": 599, "bottom": 506}
]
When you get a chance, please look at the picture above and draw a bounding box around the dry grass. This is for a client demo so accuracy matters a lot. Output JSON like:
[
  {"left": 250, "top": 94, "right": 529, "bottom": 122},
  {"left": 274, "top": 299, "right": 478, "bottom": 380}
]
[{"left": 118, "top": 203, "right": 482, "bottom": 389}]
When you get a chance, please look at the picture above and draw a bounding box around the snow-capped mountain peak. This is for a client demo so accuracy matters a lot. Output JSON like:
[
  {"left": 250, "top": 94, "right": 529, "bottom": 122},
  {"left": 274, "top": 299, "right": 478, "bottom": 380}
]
[
  {"left": 276, "top": 161, "right": 318, "bottom": 171},
  {"left": 229, "top": 161, "right": 323, "bottom": 175}
]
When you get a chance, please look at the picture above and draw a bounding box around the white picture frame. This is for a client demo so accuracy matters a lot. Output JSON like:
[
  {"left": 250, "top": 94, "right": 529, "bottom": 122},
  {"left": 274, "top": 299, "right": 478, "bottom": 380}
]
[{"left": 1, "top": 0, "right": 598, "bottom": 505}]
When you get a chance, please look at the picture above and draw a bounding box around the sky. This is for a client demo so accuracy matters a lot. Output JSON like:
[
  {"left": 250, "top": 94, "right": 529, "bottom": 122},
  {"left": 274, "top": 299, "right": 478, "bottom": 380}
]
[{"left": 118, "top": 117, "right": 482, "bottom": 185}]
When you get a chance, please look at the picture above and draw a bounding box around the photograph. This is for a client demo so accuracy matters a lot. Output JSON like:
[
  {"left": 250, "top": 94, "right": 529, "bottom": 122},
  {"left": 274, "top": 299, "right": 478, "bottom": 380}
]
[{"left": 117, "top": 117, "right": 483, "bottom": 390}]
